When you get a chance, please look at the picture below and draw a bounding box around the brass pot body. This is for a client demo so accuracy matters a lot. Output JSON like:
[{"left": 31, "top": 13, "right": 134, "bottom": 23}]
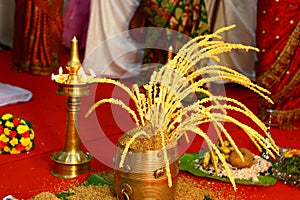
[{"left": 114, "top": 142, "right": 179, "bottom": 200}]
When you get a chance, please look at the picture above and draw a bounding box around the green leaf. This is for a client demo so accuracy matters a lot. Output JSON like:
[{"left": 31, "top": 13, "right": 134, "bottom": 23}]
[
  {"left": 179, "top": 152, "right": 277, "bottom": 186},
  {"left": 55, "top": 191, "right": 74, "bottom": 200},
  {"left": 85, "top": 173, "right": 112, "bottom": 186},
  {"left": 204, "top": 195, "right": 213, "bottom": 200},
  {"left": 56, "top": 174, "right": 111, "bottom": 199}
]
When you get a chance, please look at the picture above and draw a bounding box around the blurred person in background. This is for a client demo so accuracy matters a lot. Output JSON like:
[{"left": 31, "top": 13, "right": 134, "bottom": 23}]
[
  {"left": 83, "top": 0, "right": 143, "bottom": 79},
  {"left": 83, "top": 0, "right": 210, "bottom": 79},
  {"left": 127, "top": 0, "right": 210, "bottom": 82},
  {"left": 205, "top": 0, "right": 258, "bottom": 82},
  {"left": 13, "top": 0, "right": 63, "bottom": 75},
  {"left": 62, "top": 0, "right": 90, "bottom": 51},
  {"left": 256, "top": 0, "right": 300, "bottom": 129},
  {"left": 130, "top": 0, "right": 210, "bottom": 64}
]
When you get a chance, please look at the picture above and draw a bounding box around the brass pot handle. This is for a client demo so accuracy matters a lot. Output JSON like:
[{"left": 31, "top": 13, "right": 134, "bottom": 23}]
[
  {"left": 118, "top": 183, "right": 132, "bottom": 200},
  {"left": 120, "top": 188, "right": 130, "bottom": 200}
]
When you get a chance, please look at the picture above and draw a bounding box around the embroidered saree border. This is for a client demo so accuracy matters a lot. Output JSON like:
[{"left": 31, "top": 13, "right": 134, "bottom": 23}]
[{"left": 257, "top": 19, "right": 300, "bottom": 126}]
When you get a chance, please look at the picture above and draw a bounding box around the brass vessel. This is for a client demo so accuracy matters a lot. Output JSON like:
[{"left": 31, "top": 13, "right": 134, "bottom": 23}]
[
  {"left": 50, "top": 37, "right": 93, "bottom": 179},
  {"left": 114, "top": 132, "right": 179, "bottom": 200}
]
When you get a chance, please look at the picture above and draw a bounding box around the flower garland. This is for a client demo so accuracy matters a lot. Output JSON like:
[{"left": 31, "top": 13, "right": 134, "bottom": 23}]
[{"left": 0, "top": 113, "right": 35, "bottom": 154}]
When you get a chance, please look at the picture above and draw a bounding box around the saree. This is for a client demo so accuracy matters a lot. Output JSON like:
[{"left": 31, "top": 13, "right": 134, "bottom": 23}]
[
  {"left": 83, "top": 0, "right": 143, "bottom": 79},
  {"left": 62, "top": 0, "right": 90, "bottom": 50},
  {"left": 256, "top": 1, "right": 300, "bottom": 128},
  {"left": 205, "top": 0, "right": 258, "bottom": 82},
  {"left": 135, "top": 0, "right": 209, "bottom": 64},
  {"left": 13, "top": 0, "right": 63, "bottom": 75}
]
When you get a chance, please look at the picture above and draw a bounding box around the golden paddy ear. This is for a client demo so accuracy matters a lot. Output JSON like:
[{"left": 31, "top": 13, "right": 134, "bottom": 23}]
[{"left": 84, "top": 25, "right": 279, "bottom": 191}]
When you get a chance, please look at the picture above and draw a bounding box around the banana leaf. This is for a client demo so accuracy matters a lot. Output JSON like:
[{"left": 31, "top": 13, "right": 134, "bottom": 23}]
[{"left": 179, "top": 152, "right": 277, "bottom": 186}]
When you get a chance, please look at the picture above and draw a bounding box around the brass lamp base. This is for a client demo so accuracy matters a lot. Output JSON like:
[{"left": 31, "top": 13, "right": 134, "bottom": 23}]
[{"left": 50, "top": 151, "right": 93, "bottom": 179}]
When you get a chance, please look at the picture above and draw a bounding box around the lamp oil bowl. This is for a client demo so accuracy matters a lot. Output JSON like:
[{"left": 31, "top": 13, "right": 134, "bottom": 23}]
[
  {"left": 114, "top": 126, "right": 179, "bottom": 200},
  {"left": 50, "top": 37, "right": 93, "bottom": 179}
]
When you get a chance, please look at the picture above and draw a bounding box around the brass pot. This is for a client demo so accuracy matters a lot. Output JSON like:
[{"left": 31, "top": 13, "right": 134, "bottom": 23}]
[{"left": 114, "top": 140, "right": 179, "bottom": 200}]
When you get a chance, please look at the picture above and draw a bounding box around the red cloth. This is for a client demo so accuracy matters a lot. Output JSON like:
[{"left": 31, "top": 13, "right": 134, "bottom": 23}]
[{"left": 256, "top": 1, "right": 300, "bottom": 126}]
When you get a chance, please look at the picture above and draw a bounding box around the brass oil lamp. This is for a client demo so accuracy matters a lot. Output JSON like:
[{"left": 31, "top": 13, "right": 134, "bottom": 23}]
[{"left": 50, "top": 37, "right": 93, "bottom": 179}]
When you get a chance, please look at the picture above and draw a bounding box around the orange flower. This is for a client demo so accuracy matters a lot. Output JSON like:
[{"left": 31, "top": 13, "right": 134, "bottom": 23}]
[
  {"left": 11, "top": 148, "right": 21, "bottom": 154},
  {"left": 284, "top": 149, "right": 300, "bottom": 158}
]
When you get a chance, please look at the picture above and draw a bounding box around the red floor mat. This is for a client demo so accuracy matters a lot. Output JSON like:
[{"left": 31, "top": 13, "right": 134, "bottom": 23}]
[{"left": 1, "top": 49, "right": 300, "bottom": 199}]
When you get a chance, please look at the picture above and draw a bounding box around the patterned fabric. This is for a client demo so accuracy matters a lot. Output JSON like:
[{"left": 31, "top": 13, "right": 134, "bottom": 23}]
[
  {"left": 13, "top": 0, "right": 63, "bottom": 75},
  {"left": 256, "top": 0, "right": 300, "bottom": 128},
  {"left": 143, "top": 0, "right": 209, "bottom": 37},
  {"left": 132, "top": 0, "right": 209, "bottom": 78}
]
